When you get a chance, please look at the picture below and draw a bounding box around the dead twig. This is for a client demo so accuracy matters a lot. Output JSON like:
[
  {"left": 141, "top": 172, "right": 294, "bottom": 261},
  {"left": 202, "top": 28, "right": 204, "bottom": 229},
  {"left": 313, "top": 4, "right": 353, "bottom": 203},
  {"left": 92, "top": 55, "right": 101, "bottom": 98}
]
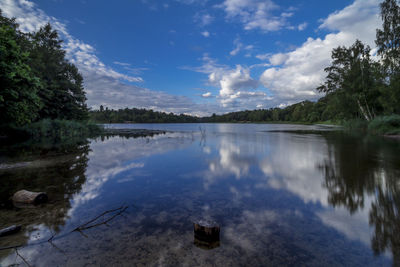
[
  {"left": 15, "top": 248, "right": 32, "bottom": 267},
  {"left": 0, "top": 205, "right": 129, "bottom": 252},
  {"left": 76, "top": 229, "right": 89, "bottom": 239},
  {"left": 73, "top": 206, "right": 127, "bottom": 232}
]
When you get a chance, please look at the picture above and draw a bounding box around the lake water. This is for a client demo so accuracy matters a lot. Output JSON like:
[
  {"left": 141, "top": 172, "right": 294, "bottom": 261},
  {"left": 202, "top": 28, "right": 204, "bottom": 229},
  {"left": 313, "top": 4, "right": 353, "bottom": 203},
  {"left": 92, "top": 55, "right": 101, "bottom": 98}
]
[{"left": 1, "top": 123, "right": 399, "bottom": 266}]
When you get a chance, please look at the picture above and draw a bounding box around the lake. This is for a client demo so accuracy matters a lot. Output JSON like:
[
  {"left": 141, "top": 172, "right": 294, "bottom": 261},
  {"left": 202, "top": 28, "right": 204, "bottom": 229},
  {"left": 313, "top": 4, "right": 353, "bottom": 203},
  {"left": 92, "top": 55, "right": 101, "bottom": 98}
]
[{"left": 1, "top": 123, "right": 399, "bottom": 266}]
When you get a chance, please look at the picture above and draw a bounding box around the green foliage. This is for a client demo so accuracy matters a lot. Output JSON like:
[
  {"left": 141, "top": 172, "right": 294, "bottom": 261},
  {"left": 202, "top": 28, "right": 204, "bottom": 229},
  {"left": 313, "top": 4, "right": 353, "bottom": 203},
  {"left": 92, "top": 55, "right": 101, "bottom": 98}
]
[
  {"left": 28, "top": 23, "right": 88, "bottom": 120},
  {"left": 90, "top": 107, "right": 200, "bottom": 123},
  {"left": 0, "top": 23, "right": 42, "bottom": 126},
  {"left": 22, "top": 119, "right": 102, "bottom": 141},
  {"left": 0, "top": 10, "right": 90, "bottom": 140},
  {"left": 376, "top": 0, "right": 400, "bottom": 74},
  {"left": 368, "top": 115, "right": 400, "bottom": 135},
  {"left": 375, "top": 0, "right": 400, "bottom": 114},
  {"left": 342, "top": 119, "right": 369, "bottom": 132},
  {"left": 317, "top": 40, "right": 382, "bottom": 121}
]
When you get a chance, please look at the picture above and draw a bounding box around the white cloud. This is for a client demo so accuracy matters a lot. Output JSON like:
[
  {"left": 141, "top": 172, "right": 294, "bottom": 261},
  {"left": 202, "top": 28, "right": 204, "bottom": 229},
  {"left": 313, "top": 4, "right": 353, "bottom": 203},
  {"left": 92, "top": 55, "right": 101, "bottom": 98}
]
[
  {"left": 269, "top": 53, "right": 289, "bottom": 65},
  {"left": 202, "top": 92, "right": 212, "bottom": 98},
  {"left": 255, "top": 53, "right": 270, "bottom": 61},
  {"left": 319, "top": 0, "right": 379, "bottom": 32},
  {"left": 195, "top": 13, "right": 214, "bottom": 26},
  {"left": 218, "top": 0, "right": 291, "bottom": 32},
  {"left": 229, "top": 39, "right": 254, "bottom": 57},
  {"left": 83, "top": 72, "right": 196, "bottom": 113},
  {"left": 113, "top": 61, "right": 131, "bottom": 67},
  {"left": 297, "top": 22, "right": 308, "bottom": 31},
  {"left": 201, "top": 31, "right": 210, "bottom": 37},
  {"left": 230, "top": 38, "right": 243, "bottom": 56},
  {"left": 259, "top": 0, "right": 381, "bottom": 104},
  {"left": 185, "top": 54, "right": 270, "bottom": 109},
  {"left": 212, "top": 64, "right": 261, "bottom": 107}
]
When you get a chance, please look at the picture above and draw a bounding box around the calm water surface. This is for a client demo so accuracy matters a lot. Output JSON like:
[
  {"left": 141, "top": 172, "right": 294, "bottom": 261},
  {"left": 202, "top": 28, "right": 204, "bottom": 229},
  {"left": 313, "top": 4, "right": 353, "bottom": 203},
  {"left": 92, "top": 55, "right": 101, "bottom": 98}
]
[{"left": 1, "top": 123, "right": 399, "bottom": 266}]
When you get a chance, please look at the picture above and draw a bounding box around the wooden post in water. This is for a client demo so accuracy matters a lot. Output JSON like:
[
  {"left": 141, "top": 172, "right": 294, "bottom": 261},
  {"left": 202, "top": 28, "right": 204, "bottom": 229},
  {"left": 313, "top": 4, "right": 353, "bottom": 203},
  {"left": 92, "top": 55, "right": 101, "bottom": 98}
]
[{"left": 193, "top": 219, "right": 220, "bottom": 249}]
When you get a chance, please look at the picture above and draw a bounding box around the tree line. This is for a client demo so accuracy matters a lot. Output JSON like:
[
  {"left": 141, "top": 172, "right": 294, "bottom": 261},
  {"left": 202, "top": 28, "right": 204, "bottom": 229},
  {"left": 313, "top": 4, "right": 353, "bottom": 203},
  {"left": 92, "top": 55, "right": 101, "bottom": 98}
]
[
  {"left": 0, "top": 10, "right": 88, "bottom": 129},
  {"left": 90, "top": 106, "right": 200, "bottom": 123},
  {"left": 89, "top": 99, "right": 333, "bottom": 124}
]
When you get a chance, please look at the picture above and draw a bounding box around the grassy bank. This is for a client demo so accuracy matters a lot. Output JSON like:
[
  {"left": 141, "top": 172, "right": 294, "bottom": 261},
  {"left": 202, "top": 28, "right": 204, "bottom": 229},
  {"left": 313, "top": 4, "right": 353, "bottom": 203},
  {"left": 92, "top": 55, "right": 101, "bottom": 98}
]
[
  {"left": 343, "top": 115, "right": 400, "bottom": 136},
  {"left": 0, "top": 119, "right": 103, "bottom": 142}
]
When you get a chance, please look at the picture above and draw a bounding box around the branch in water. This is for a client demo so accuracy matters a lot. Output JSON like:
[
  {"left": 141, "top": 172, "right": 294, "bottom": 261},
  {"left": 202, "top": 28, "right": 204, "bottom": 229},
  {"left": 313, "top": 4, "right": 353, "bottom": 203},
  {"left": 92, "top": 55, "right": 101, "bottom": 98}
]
[
  {"left": 15, "top": 248, "right": 32, "bottom": 267},
  {"left": 0, "top": 205, "right": 129, "bottom": 252},
  {"left": 73, "top": 206, "right": 127, "bottom": 232}
]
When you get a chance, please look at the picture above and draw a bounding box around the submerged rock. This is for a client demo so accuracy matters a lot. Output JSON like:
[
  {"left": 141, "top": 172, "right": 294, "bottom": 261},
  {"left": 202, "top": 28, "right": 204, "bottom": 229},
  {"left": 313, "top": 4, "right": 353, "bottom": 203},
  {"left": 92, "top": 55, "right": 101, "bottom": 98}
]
[
  {"left": 193, "top": 219, "right": 220, "bottom": 249},
  {"left": 12, "top": 190, "right": 48, "bottom": 205}
]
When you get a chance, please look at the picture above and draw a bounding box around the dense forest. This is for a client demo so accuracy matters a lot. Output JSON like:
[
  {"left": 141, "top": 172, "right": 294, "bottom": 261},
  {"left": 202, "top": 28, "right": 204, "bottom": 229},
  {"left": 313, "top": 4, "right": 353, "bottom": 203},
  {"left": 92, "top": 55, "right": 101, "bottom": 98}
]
[
  {"left": 89, "top": 100, "right": 328, "bottom": 124},
  {"left": 91, "top": 0, "right": 400, "bottom": 133},
  {"left": 0, "top": 10, "right": 93, "bottom": 139},
  {"left": 90, "top": 106, "right": 200, "bottom": 123}
]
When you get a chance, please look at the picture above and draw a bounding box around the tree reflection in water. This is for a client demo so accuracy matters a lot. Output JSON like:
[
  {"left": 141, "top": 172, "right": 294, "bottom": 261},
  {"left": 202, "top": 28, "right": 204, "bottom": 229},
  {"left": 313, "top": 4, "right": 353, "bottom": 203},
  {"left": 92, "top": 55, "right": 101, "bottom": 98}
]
[
  {"left": 319, "top": 133, "right": 400, "bottom": 264},
  {"left": 0, "top": 139, "right": 90, "bottom": 260}
]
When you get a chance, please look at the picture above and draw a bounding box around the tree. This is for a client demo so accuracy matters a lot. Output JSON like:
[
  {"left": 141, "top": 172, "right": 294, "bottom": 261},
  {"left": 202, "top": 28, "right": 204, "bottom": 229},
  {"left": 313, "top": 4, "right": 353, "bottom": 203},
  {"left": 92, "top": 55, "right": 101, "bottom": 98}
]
[
  {"left": 376, "top": 0, "right": 400, "bottom": 114},
  {"left": 317, "top": 40, "right": 382, "bottom": 121},
  {"left": 28, "top": 23, "right": 88, "bottom": 120},
  {"left": 376, "top": 0, "right": 400, "bottom": 74},
  {"left": 0, "top": 23, "right": 41, "bottom": 126}
]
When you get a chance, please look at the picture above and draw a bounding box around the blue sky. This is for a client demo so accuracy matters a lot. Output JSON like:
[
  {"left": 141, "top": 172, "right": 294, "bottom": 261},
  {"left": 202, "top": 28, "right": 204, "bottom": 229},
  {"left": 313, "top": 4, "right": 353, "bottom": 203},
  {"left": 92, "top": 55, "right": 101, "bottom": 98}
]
[{"left": 0, "top": 0, "right": 382, "bottom": 115}]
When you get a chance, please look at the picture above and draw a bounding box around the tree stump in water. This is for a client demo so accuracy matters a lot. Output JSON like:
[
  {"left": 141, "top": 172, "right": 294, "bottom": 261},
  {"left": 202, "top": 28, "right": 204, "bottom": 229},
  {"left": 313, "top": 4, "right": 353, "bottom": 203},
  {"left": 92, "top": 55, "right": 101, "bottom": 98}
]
[
  {"left": 12, "top": 190, "right": 48, "bottom": 205},
  {"left": 193, "top": 220, "right": 220, "bottom": 249}
]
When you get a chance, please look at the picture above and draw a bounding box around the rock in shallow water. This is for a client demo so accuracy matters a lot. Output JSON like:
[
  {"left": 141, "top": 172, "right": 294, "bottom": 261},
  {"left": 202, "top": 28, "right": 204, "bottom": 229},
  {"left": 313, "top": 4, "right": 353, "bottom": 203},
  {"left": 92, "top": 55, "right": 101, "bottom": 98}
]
[{"left": 12, "top": 190, "right": 48, "bottom": 205}]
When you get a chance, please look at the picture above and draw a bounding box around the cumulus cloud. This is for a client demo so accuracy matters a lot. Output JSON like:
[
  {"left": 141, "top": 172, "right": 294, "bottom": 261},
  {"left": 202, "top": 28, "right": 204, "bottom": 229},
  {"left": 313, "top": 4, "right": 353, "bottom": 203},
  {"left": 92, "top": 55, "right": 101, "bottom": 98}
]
[
  {"left": 268, "top": 53, "right": 289, "bottom": 65},
  {"left": 197, "top": 56, "right": 262, "bottom": 107},
  {"left": 216, "top": 66, "right": 260, "bottom": 106},
  {"left": 218, "top": 0, "right": 292, "bottom": 32},
  {"left": 184, "top": 54, "right": 271, "bottom": 109},
  {"left": 259, "top": 0, "right": 381, "bottom": 105}
]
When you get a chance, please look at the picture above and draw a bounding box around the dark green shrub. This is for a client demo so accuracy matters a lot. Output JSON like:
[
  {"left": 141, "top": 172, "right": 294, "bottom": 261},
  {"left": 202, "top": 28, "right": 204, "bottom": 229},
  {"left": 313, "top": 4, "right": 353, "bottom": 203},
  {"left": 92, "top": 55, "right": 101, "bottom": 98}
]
[{"left": 368, "top": 115, "right": 400, "bottom": 135}]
